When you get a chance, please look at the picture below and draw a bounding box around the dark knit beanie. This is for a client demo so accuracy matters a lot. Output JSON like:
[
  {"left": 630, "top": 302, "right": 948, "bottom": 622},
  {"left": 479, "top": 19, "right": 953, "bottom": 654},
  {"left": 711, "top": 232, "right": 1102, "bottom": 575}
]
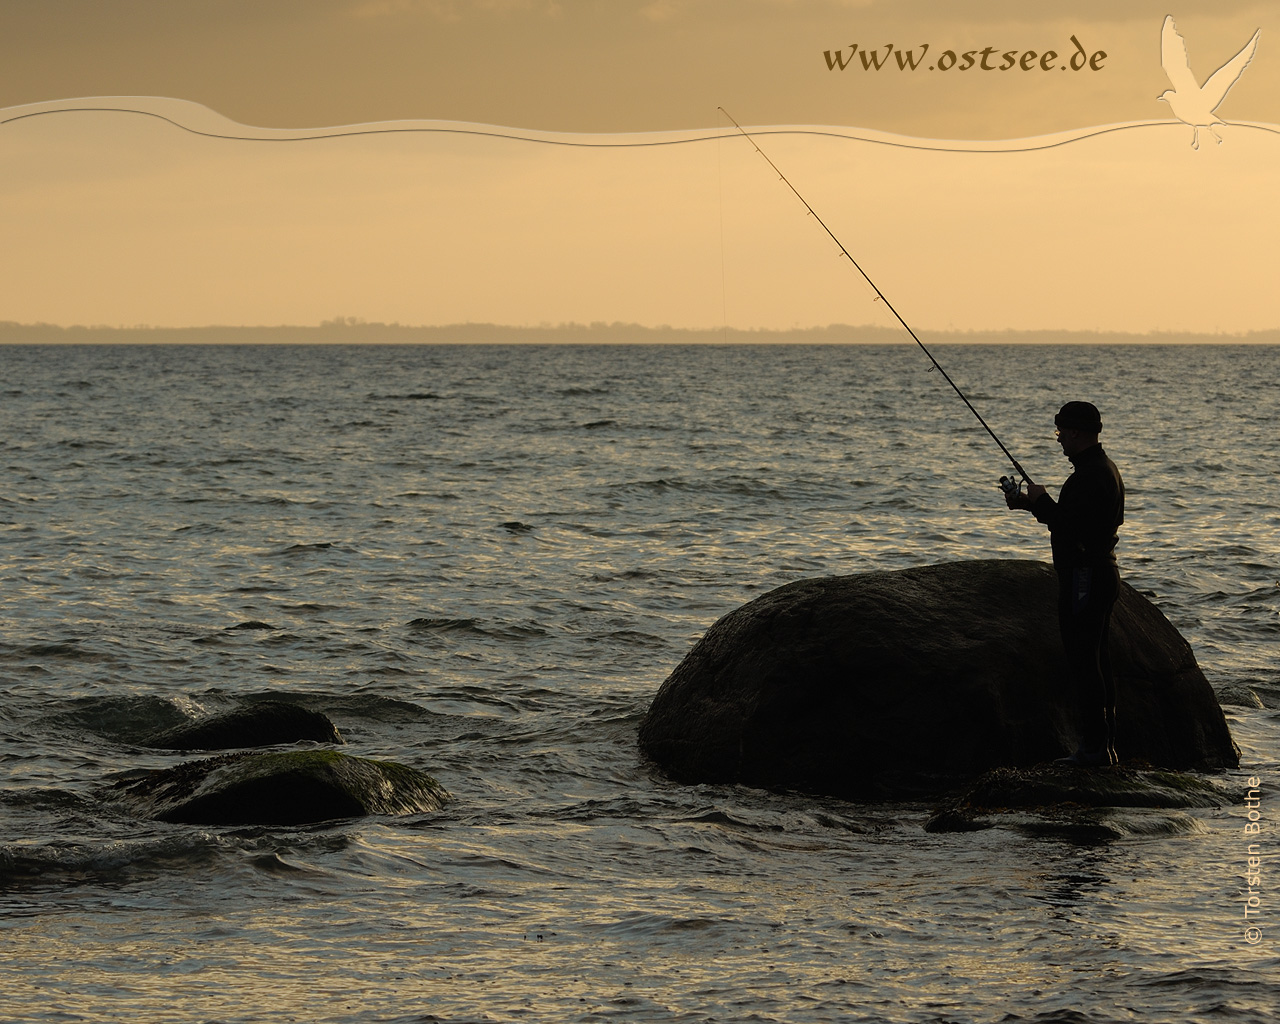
[{"left": 1055, "top": 401, "right": 1102, "bottom": 433}]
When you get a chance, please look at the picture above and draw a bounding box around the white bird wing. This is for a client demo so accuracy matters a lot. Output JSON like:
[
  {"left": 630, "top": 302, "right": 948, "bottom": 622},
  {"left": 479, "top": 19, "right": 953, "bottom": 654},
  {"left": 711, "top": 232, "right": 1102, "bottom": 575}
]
[
  {"left": 1160, "top": 15, "right": 1199, "bottom": 94},
  {"left": 1201, "top": 28, "right": 1261, "bottom": 112}
]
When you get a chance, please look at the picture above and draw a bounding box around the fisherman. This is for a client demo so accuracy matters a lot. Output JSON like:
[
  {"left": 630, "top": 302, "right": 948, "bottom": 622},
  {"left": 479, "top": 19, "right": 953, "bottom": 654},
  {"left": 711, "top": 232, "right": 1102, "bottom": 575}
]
[
  {"left": 1005, "top": 401, "right": 1125, "bottom": 766},
  {"left": 721, "top": 111, "right": 1127, "bottom": 764}
]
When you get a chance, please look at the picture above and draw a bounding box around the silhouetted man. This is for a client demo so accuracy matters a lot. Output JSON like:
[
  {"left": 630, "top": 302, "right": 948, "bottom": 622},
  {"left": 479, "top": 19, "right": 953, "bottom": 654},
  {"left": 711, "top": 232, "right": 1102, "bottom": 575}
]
[{"left": 1006, "top": 401, "right": 1125, "bottom": 766}]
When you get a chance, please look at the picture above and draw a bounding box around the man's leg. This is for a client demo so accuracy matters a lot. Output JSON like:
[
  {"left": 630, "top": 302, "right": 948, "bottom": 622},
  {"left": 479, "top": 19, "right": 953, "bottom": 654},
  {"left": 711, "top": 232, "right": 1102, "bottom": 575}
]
[{"left": 1059, "top": 565, "right": 1119, "bottom": 764}]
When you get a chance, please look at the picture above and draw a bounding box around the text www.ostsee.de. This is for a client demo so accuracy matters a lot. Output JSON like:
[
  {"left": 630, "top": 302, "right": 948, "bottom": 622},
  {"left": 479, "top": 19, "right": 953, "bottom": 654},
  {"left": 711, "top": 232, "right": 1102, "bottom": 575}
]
[{"left": 824, "top": 36, "right": 1107, "bottom": 73}]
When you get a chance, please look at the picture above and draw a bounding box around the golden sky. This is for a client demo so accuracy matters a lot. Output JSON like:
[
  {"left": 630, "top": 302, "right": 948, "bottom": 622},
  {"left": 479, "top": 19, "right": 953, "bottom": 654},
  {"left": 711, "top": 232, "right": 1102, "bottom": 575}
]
[{"left": 2, "top": 1, "right": 1277, "bottom": 332}]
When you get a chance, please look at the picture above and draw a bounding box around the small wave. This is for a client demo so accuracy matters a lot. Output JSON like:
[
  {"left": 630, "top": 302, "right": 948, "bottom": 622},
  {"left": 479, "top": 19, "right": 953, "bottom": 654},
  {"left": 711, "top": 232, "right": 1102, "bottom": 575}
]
[
  {"left": 585, "top": 629, "right": 671, "bottom": 650},
  {"left": 810, "top": 811, "right": 882, "bottom": 834},
  {"left": 38, "top": 693, "right": 202, "bottom": 743},
  {"left": 587, "top": 567, "right": 660, "bottom": 583},
  {"left": 171, "top": 522, "right": 224, "bottom": 534},
  {"left": 603, "top": 474, "right": 789, "bottom": 499},
  {"left": 611, "top": 477, "right": 689, "bottom": 494},
  {"left": 676, "top": 809, "right": 776, "bottom": 831},
  {"left": 247, "top": 852, "right": 335, "bottom": 878},
  {"left": 407, "top": 616, "right": 487, "bottom": 635},
  {"left": 256, "top": 632, "right": 308, "bottom": 647},
  {"left": 1000, "top": 1013, "right": 1123, "bottom": 1024},
  {"left": 538, "top": 795, "right": 652, "bottom": 823},
  {"left": 0, "top": 787, "right": 91, "bottom": 812},
  {"left": 0, "top": 833, "right": 227, "bottom": 887},
  {"left": 197, "top": 623, "right": 302, "bottom": 645},
  {"left": 204, "top": 456, "right": 259, "bottom": 467},
  {"left": 405, "top": 617, "right": 548, "bottom": 642},
  {"left": 53, "top": 435, "right": 109, "bottom": 450},
  {"left": 583, "top": 911, "right": 730, "bottom": 939},
  {"left": 1133, "top": 967, "right": 1247, "bottom": 988},
  {"left": 983, "top": 808, "right": 1212, "bottom": 841},
  {"left": 2, "top": 641, "right": 117, "bottom": 665},
  {"left": 70, "top": 565, "right": 122, "bottom": 579},
  {"left": 274, "top": 542, "right": 335, "bottom": 555}
]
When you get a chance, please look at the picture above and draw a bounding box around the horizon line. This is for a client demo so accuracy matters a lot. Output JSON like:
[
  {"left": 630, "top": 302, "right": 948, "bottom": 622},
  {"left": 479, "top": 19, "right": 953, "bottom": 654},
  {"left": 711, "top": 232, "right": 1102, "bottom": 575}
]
[{"left": 2, "top": 321, "right": 1277, "bottom": 345}]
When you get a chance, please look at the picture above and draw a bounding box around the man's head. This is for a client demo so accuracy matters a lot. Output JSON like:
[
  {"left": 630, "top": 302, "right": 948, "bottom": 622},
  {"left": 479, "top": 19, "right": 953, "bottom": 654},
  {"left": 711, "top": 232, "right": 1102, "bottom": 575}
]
[{"left": 1054, "top": 401, "right": 1102, "bottom": 457}]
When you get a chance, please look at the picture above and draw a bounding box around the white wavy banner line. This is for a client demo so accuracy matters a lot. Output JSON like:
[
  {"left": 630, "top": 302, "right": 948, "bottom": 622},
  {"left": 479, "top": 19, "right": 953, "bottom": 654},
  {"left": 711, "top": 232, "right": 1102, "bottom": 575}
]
[{"left": 4, "top": 95, "right": 1279, "bottom": 152}]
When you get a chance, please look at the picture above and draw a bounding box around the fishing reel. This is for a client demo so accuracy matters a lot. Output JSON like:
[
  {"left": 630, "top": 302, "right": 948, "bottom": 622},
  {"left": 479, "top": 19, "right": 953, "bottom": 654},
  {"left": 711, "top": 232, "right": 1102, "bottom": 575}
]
[{"left": 999, "top": 475, "right": 1023, "bottom": 497}]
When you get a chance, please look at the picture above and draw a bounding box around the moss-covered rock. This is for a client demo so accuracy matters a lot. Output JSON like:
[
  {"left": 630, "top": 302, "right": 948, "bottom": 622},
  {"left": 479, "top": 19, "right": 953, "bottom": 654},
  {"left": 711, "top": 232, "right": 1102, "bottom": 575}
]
[{"left": 115, "top": 749, "right": 450, "bottom": 824}]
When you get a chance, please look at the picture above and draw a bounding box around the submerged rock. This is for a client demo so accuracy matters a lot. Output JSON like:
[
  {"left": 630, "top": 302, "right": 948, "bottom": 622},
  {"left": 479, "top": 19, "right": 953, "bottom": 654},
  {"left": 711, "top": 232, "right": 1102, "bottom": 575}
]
[
  {"left": 115, "top": 749, "right": 450, "bottom": 825},
  {"left": 925, "top": 763, "right": 1241, "bottom": 838},
  {"left": 638, "top": 559, "right": 1240, "bottom": 800},
  {"left": 1215, "top": 684, "right": 1266, "bottom": 709},
  {"left": 141, "top": 700, "right": 343, "bottom": 750}
]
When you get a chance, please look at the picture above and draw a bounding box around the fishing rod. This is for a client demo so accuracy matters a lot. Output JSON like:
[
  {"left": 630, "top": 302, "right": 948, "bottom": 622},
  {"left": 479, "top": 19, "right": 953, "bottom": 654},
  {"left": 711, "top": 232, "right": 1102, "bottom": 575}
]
[{"left": 718, "top": 107, "right": 1034, "bottom": 489}]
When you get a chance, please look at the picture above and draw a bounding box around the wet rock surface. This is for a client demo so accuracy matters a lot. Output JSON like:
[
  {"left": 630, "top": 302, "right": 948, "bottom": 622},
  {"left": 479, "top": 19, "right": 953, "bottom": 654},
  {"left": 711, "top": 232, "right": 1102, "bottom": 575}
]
[
  {"left": 639, "top": 559, "right": 1240, "bottom": 800},
  {"left": 140, "top": 700, "right": 343, "bottom": 750},
  {"left": 924, "top": 763, "right": 1242, "bottom": 838},
  {"left": 113, "top": 749, "right": 450, "bottom": 825}
]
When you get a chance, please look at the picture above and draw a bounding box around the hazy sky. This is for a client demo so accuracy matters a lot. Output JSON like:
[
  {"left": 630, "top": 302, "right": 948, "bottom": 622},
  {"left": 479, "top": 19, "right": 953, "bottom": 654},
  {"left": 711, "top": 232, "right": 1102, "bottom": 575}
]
[{"left": 2, "top": 1, "right": 1277, "bottom": 332}]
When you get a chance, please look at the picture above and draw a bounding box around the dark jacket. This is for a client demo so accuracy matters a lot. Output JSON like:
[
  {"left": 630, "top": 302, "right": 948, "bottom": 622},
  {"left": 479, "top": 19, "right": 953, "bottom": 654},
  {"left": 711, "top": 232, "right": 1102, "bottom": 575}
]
[{"left": 1031, "top": 443, "right": 1125, "bottom": 573}]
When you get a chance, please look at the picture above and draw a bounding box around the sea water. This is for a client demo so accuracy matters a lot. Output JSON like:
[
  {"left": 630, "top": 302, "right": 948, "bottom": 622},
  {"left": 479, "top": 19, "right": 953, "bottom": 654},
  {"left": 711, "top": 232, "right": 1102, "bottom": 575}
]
[{"left": 1, "top": 342, "right": 1276, "bottom": 1023}]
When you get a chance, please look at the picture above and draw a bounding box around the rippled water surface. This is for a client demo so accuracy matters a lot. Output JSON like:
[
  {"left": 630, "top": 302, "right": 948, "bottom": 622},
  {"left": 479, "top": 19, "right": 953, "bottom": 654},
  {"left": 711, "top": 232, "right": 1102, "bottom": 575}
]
[{"left": 1, "top": 343, "right": 1276, "bottom": 1023}]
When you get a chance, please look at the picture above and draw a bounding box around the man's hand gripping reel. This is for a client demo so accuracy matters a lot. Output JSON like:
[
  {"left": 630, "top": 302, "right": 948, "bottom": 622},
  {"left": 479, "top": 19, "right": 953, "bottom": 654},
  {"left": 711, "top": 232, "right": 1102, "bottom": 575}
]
[{"left": 999, "top": 461, "right": 1034, "bottom": 500}]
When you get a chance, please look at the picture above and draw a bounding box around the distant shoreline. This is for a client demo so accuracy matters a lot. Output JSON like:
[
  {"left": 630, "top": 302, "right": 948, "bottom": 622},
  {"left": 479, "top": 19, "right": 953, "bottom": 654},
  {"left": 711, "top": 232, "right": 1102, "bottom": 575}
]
[{"left": 2, "top": 321, "right": 1276, "bottom": 345}]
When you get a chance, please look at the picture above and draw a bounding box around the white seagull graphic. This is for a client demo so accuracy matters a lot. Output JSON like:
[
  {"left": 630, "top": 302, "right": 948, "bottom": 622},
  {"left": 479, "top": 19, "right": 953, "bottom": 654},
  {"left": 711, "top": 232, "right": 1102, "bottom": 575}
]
[{"left": 1158, "top": 15, "right": 1260, "bottom": 149}]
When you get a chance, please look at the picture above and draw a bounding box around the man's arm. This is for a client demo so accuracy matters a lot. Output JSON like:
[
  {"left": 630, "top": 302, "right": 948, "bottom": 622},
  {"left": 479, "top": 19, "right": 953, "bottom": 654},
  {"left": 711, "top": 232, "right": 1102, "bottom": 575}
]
[{"left": 1030, "top": 462, "right": 1122, "bottom": 552}]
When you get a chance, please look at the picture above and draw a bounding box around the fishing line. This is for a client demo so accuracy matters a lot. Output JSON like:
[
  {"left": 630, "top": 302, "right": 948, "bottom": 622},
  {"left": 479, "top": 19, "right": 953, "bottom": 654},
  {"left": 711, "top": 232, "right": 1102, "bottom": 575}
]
[
  {"left": 716, "top": 107, "right": 730, "bottom": 345},
  {"left": 718, "top": 106, "right": 1033, "bottom": 485}
]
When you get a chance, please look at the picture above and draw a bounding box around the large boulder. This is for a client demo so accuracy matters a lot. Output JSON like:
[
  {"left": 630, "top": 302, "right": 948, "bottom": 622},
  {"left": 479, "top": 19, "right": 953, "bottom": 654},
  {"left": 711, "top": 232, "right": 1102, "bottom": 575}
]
[
  {"left": 638, "top": 560, "right": 1239, "bottom": 800},
  {"left": 114, "top": 750, "right": 450, "bottom": 824},
  {"left": 140, "top": 700, "right": 343, "bottom": 750}
]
